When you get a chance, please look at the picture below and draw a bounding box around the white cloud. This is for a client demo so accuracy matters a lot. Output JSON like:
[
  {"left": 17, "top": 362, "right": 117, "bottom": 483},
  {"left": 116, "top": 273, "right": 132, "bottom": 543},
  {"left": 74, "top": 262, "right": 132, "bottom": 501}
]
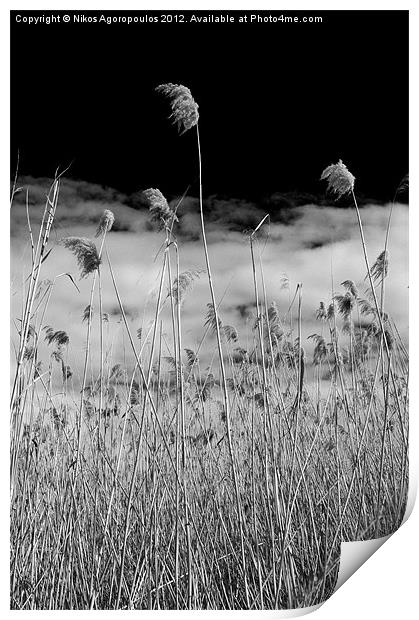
[{"left": 10, "top": 179, "right": 408, "bottom": 378}]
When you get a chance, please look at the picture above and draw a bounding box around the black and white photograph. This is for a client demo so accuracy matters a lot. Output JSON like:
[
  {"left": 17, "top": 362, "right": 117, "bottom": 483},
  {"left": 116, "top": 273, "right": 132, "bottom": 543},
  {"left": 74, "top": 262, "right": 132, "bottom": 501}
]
[{"left": 9, "top": 7, "right": 409, "bottom": 611}]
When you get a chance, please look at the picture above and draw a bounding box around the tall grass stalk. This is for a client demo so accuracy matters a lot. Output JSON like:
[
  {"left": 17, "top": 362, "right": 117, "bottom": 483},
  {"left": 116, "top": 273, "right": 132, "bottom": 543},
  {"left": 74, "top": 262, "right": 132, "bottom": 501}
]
[{"left": 196, "top": 124, "right": 250, "bottom": 606}]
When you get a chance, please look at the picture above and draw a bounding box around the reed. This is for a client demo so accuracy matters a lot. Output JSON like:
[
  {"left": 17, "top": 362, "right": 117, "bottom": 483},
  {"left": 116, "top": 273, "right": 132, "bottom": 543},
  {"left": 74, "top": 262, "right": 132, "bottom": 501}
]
[{"left": 9, "top": 118, "right": 408, "bottom": 611}]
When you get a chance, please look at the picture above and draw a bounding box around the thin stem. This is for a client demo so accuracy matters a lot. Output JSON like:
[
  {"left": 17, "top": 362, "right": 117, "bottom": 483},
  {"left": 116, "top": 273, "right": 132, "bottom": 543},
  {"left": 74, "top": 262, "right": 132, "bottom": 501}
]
[{"left": 196, "top": 124, "right": 250, "bottom": 608}]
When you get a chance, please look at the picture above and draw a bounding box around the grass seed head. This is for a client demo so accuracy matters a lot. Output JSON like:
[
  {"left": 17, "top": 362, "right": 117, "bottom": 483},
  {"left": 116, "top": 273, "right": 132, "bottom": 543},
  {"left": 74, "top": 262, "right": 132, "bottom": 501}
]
[
  {"left": 327, "top": 303, "right": 335, "bottom": 321},
  {"left": 23, "top": 345, "right": 35, "bottom": 361},
  {"left": 95, "top": 209, "right": 115, "bottom": 237},
  {"left": 316, "top": 301, "right": 327, "bottom": 321},
  {"left": 142, "top": 188, "right": 178, "bottom": 230},
  {"left": 396, "top": 173, "right": 409, "bottom": 197},
  {"left": 341, "top": 280, "right": 359, "bottom": 298},
  {"left": 308, "top": 334, "right": 328, "bottom": 365},
  {"left": 320, "top": 159, "right": 355, "bottom": 198},
  {"left": 44, "top": 326, "right": 69, "bottom": 348},
  {"left": 205, "top": 303, "right": 222, "bottom": 333},
  {"left": 170, "top": 269, "right": 203, "bottom": 305},
  {"left": 62, "top": 362, "right": 73, "bottom": 381},
  {"left": 266, "top": 301, "right": 283, "bottom": 340},
  {"left": 82, "top": 305, "right": 93, "bottom": 323},
  {"left": 184, "top": 348, "right": 198, "bottom": 368},
  {"left": 156, "top": 83, "right": 199, "bottom": 135},
  {"left": 370, "top": 250, "right": 389, "bottom": 283},
  {"left": 62, "top": 237, "right": 101, "bottom": 279},
  {"left": 334, "top": 292, "right": 355, "bottom": 319},
  {"left": 359, "top": 297, "right": 376, "bottom": 317},
  {"left": 223, "top": 325, "right": 238, "bottom": 343}
]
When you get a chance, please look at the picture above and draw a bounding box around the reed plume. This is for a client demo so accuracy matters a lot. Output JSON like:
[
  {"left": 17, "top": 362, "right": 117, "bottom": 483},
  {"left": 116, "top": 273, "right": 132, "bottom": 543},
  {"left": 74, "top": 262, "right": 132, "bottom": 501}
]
[
  {"left": 43, "top": 326, "right": 69, "bottom": 348},
  {"left": 82, "top": 304, "right": 93, "bottom": 323},
  {"left": 62, "top": 237, "right": 101, "bottom": 278},
  {"left": 222, "top": 325, "right": 238, "bottom": 343},
  {"left": 395, "top": 173, "right": 409, "bottom": 198},
  {"left": 204, "top": 303, "right": 222, "bottom": 333},
  {"left": 267, "top": 301, "right": 283, "bottom": 339},
  {"left": 142, "top": 188, "right": 178, "bottom": 230},
  {"left": 320, "top": 159, "right": 355, "bottom": 198},
  {"left": 334, "top": 292, "right": 356, "bottom": 319},
  {"left": 341, "top": 280, "right": 359, "bottom": 298},
  {"left": 370, "top": 250, "right": 389, "bottom": 284},
  {"left": 316, "top": 301, "right": 327, "bottom": 321},
  {"left": 327, "top": 303, "right": 335, "bottom": 320},
  {"left": 95, "top": 209, "right": 115, "bottom": 237},
  {"left": 170, "top": 269, "right": 203, "bottom": 305},
  {"left": 156, "top": 83, "right": 199, "bottom": 135},
  {"left": 308, "top": 334, "right": 328, "bottom": 365},
  {"left": 184, "top": 348, "right": 198, "bottom": 368}
]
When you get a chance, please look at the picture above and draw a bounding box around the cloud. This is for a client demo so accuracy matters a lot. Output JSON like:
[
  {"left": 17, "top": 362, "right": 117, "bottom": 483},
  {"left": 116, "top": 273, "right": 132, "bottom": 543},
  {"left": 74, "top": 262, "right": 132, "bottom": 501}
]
[{"left": 11, "top": 178, "right": 408, "bottom": 379}]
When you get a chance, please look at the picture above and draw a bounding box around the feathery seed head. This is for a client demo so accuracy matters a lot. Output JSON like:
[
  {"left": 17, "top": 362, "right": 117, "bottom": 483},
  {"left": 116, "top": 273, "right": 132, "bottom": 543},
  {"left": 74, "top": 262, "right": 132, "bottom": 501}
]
[
  {"left": 222, "top": 325, "right": 238, "bottom": 343},
  {"left": 62, "top": 237, "right": 101, "bottom": 278},
  {"left": 308, "top": 334, "right": 327, "bottom": 365},
  {"left": 320, "top": 160, "right": 355, "bottom": 198},
  {"left": 341, "top": 280, "right": 359, "bottom": 298},
  {"left": 43, "top": 326, "right": 69, "bottom": 362},
  {"left": 52, "top": 349, "right": 63, "bottom": 363},
  {"left": 316, "top": 301, "right": 327, "bottom": 321},
  {"left": 184, "top": 348, "right": 198, "bottom": 368},
  {"left": 23, "top": 345, "right": 35, "bottom": 361},
  {"left": 396, "top": 174, "right": 409, "bottom": 197},
  {"left": 110, "top": 364, "right": 124, "bottom": 382},
  {"left": 327, "top": 303, "right": 335, "bottom": 321},
  {"left": 267, "top": 301, "right": 279, "bottom": 324},
  {"left": 95, "top": 209, "right": 115, "bottom": 237},
  {"left": 82, "top": 305, "right": 93, "bottom": 323},
  {"left": 205, "top": 303, "right": 222, "bottom": 333},
  {"left": 141, "top": 188, "right": 178, "bottom": 230},
  {"left": 170, "top": 269, "right": 203, "bottom": 305},
  {"left": 370, "top": 250, "right": 388, "bottom": 283},
  {"left": 62, "top": 363, "right": 73, "bottom": 381},
  {"left": 266, "top": 301, "right": 283, "bottom": 340},
  {"left": 156, "top": 83, "right": 199, "bottom": 135},
  {"left": 334, "top": 292, "right": 355, "bottom": 320},
  {"left": 359, "top": 298, "right": 376, "bottom": 318}
]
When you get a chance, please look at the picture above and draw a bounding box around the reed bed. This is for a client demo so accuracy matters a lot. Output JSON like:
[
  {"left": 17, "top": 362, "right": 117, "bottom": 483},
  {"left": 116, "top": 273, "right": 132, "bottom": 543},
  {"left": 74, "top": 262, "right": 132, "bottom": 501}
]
[{"left": 10, "top": 86, "right": 408, "bottom": 610}]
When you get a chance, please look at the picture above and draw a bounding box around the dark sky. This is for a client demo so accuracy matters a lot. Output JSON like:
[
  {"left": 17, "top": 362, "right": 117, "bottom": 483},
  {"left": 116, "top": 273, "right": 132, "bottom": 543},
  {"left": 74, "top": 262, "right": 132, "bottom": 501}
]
[{"left": 10, "top": 10, "right": 408, "bottom": 201}]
